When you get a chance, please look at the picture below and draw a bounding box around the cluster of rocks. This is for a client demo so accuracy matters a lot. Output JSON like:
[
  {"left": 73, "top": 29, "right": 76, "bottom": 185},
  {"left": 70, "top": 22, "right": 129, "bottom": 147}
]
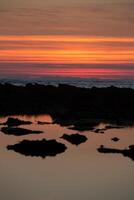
[
  {"left": 0, "top": 81, "right": 134, "bottom": 161},
  {"left": 1, "top": 117, "right": 88, "bottom": 158}
]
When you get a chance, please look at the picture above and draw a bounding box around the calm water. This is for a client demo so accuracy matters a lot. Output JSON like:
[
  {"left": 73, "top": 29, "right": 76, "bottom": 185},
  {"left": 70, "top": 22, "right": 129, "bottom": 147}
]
[
  {"left": 0, "top": 77, "right": 134, "bottom": 88},
  {"left": 0, "top": 114, "right": 134, "bottom": 200}
]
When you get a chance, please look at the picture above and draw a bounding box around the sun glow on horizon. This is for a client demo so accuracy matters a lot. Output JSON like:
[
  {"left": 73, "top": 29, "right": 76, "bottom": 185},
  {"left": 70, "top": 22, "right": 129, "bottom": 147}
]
[{"left": 0, "top": 35, "right": 134, "bottom": 78}]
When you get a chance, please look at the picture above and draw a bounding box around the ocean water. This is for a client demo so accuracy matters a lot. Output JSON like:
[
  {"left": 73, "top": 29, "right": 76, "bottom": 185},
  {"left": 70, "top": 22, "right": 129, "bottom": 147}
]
[
  {"left": 0, "top": 76, "right": 134, "bottom": 88},
  {"left": 0, "top": 114, "right": 134, "bottom": 200}
]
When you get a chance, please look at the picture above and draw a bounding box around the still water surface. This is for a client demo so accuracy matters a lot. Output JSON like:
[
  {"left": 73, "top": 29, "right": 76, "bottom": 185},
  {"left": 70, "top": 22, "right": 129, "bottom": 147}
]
[{"left": 0, "top": 114, "right": 134, "bottom": 200}]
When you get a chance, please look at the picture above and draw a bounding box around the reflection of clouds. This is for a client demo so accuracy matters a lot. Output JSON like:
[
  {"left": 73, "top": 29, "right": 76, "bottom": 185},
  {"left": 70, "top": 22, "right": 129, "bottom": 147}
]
[{"left": 0, "top": 3, "right": 133, "bottom": 36}]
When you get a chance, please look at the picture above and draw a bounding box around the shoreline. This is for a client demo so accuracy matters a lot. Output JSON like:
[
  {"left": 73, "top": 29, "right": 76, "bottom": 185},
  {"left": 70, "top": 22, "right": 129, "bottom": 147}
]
[
  {"left": 0, "top": 77, "right": 134, "bottom": 89},
  {"left": 0, "top": 83, "right": 134, "bottom": 128}
]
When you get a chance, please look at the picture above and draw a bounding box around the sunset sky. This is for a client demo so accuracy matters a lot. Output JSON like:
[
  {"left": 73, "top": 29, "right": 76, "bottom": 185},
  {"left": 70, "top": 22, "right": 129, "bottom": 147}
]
[{"left": 0, "top": 0, "right": 134, "bottom": 78}]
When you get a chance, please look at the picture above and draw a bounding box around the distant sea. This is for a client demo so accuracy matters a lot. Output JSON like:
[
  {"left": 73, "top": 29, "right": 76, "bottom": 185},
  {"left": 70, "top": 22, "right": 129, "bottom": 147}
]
[{"left": 0, "top": 76, "right": 134, "bottom": 88}]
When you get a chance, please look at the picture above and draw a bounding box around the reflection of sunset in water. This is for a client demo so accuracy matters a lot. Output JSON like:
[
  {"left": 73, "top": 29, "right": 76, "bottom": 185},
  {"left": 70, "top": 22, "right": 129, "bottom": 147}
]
[
  {"left": 0, "top": 114, "right": 134, "bottom": 200},
  {"left": 0, "top": 114, "right": 134, "bottom": 151},
  {"left": 0, "top": 114, "right": 53, "bottom": 123}
]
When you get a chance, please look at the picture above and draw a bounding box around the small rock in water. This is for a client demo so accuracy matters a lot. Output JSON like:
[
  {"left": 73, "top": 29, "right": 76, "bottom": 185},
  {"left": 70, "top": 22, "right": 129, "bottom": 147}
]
[
  {"left": 61, "top": 133, "right": 87, "bottom": 145},
  {"left": 1, "top": 127, "right": 43, "bottom": 136},
  {"left": 111, "top": 137, "right": 120, "bottom": 142}
]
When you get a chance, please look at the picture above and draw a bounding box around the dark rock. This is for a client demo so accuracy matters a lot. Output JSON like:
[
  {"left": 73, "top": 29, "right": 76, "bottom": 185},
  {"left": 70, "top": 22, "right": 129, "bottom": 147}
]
[
  {"left": 111, "top": 137, "right": 120, "bottom": 142},
  {"left": 105, "top": 125, "right": 124, "bottom": 130},
  {"left": 4, "top": 117, "right": 32, "bottom": 127},
  {"left": 93, "top": 124, "right": 125, "bottom": 134},
  {"left": 97, "top": 145, "right": 134, "bottom": 161},
  {"left": 7, "top": 139, "right": 67, "bottom": 158},
  {"left": 94, "top": 129, "right": 100, "bottom": 133},
  {"left": 0, "top": 84, "right": 134, "bottom": 127},
  {"left": 94, "top": 128, "right": 106, "bottom": 134},
  {"left": 69, "top": 125, "right": 95, "bottom": 131},
  {"left": 99, "top": 131, "right": 105, "bottom": 134},
  {"left": 1, "top": 127, "right": 43, "bottom": 136},
  {"left": 37, "top": 121, "right": 52, "bottom": 125},
  {"left": 61, "top": 133, "right": 87, "bottom": 145},
  {"left": 69, "top": 121, "right": 99, "bottom": 132}
]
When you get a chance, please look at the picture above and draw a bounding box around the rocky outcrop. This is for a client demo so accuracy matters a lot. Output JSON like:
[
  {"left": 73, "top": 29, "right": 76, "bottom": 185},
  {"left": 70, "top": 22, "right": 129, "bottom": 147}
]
[
  {"left": 7, "top": 139, "right": 67, "bottom": 158},
  {"left": 61, "top": 133, "right": 87, "bottom": 145}
]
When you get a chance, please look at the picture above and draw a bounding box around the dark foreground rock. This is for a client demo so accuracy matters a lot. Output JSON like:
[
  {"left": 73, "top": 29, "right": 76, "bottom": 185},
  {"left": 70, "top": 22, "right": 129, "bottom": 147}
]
[
  {"left": 3, "top": 117, "right": 32, "bottom": 126},
  {"left": 97, "top": 145, "right": 134, "bottom": 161},
  {"left": 1, "top": 84, "right": 134, "bottom": 127},
  {"left": 1, "top": 127, "right": 43, "bottom": 136},
  {"left": 61, "top": 133, "right": 87, "bottom": 145},
  {"left": 7, "top": 139, "right": 67, "bottom": 158}
]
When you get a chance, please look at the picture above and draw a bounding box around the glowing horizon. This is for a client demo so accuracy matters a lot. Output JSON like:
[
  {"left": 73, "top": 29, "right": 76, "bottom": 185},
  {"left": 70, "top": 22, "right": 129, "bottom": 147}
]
[{"left": 0, "top": 35, "right": 134, "bottom": 78}]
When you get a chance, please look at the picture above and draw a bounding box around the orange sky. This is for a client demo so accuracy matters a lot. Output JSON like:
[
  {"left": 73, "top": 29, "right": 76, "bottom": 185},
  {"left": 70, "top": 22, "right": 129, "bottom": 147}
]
[
  {"left": 0, "top": 35, "right": 134, "bottom": 78},
  {"left": 0, "top": 1, "right": 134, "bottom": 78},
  {"left": 1, "top": 36, "right": 133, "bottom": 65}
]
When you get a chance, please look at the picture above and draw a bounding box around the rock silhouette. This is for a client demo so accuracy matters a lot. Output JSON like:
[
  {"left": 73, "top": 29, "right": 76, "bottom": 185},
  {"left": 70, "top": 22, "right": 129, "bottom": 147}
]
[
  {"left": 94, "top": 128, "right": 105, "bottom": 134},
  {"left": 97, "top": 145, "right": 134, "bottom": 161},
  {"left": 1, "top": 127, "right": 43, "bottom": 136},
  {"left": 37, "top": 121, "right": 52, "bottom": 125},
  {"left": 61, "top": 133, "right": 87, "bottom": 145},
  {"left": 111, "top": 137, "right": 120, "bottom": 142},
  {"left": 0, "top": 84, "right": 134, "bottom": 128},
  {"left": 3, "top": 117, "right": 32, "bottom": 127},
  {"left": 93, "top": 125, "right": 125, "bottom": 134},
  {"left": 105, "top": 125, "right": 124, "bottom": 129},
  {"left": 7, "top": 139, "right": 67, "bottom": 158},
  {"left": 68, "top": 121, "right": 99, "bottom": 132}
]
